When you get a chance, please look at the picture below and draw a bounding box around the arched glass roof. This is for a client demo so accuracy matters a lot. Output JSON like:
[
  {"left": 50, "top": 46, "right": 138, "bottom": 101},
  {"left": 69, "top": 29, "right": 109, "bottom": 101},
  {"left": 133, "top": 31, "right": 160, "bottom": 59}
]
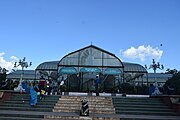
[
  {"left": 6, "top": 70, "right": 41, "bottom": 80},
  {"left": 36, "top": 61, "right": 59, "bottom": 71},
  {"left": 123, "top": 62, "right": 147, "bottom": 73},
  {"left": 35, "top": 45, "right": 147, "bottom": 74},
  {"left": 58, "top": 45, "right": 124, "bottom": 68}
]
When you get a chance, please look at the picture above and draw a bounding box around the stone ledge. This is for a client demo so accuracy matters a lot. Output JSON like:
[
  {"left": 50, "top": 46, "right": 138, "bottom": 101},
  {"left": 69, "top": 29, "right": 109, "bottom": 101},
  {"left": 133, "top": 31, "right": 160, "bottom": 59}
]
[
  {"left": 55, "top": 104, "right": 114, "bottom": 108},
  {"left": 56, "top": 102, "right": 113, "bottom": 105},
  {"left": 53, "top": 109, "right": 115, "bottom": 114},
  {"left": 54, "top": 106, "right": 115, "bottom": 111},
  {"left": 79, "top": 116, "right": 92, "bottom": 120}
]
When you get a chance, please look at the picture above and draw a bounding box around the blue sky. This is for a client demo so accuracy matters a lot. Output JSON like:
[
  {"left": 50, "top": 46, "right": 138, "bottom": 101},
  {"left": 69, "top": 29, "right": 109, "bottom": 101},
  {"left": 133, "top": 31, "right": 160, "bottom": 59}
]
[{"left": 0, "top": 0, "right": 180, "bottom": 73}]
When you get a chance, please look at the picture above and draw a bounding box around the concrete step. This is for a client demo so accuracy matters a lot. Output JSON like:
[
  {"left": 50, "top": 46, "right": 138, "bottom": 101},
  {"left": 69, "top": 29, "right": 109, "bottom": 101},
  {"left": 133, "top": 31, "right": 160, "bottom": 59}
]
[
  {"left": 58, "top": 100, "right": 112, "bottom": 104},
  {"left": 113, "top": 98, "right": 163, "bottom": 102},
  {"left": 113, "top": 101, "right": 164, "bottom": 106},
  {"left": 0, "top": 113, "right": 43, "bottom": 118},
  {"left": 12, "top": 95, "right": 59, "bottom": 98},
  {"left": 114, "top": 107, "right": 174, "bottom": 112},
  {"left": 93, "top": 113, "right": 180, "bottom": 120},
  {"left": 113, "top": 104, "right": 169, "bottom": 108},
  {"left": 44, "top": 116, "right": 119, "bottom": 120},
  {"left": 0, "top": 104, "right": 54, "bottom": 108},
  {"left": 7, "top": 98, "right": 59, "bottom": 102},
  {"left": 0, "top": 106, "right": 52, "bottom": 112},
  {"left": 0, "top": 113, "right": 43, "bottom": 120},
  {"left": 44, "top": 115, "right": 79, "bottom": 120},
  {"left": 44, "top": 118, "right": 79, "bottom": 120},
  {"left": 59, "top": 99, "right": 112, "bottom": 103},
  {"left": 55, "top": 104, "right": 114, "bottom": 108},
  {"left": 12, "top": 94, "right": 60, "bottom": 97},
  {"left": 3, "top": 100, "right": 57, "bottom": 105},
  {"left": 113, "top": 97, "right": 160, "bottom": 100},
  {"left": 53, "top": 108, "right": 115, "bottom": 114},
  {"left": 113, "top": 98, "right": 162, "bottom": 103},
  {"left": 6, "top": 95, "right": 59, "bottom": 100},
  {"left": 57, "top": 101, "right": 113, "bottom": 105},
  {"left": 54, "top": 106, "right": 115, "bottom": 111},
  {"left": 61, "top": 96, "right": 109, "bottom": 99},
  {"left": 52, "top": 110, "right": 115, "bottom": 115},
  {"left": 0, "top": 117, "right": 42, "bottom": 120},
  {"left": 59, "top": 97, "right": 112, "bottom": 101},
  {"left": 115, "top": 110, "right": 180, "bottom": 116}
]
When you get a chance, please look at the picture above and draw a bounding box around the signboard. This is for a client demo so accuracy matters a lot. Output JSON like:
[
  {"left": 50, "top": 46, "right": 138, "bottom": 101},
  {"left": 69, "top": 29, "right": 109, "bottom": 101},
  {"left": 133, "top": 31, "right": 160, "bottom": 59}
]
[
  {"left": 80, "top": 67, "right": 101, "bottom": 73},
  {"left": 104, "top": 68, "right": 121, "bottom": 75},
  {"left": 59, "top": 67, "right": 77, "bottom": 74}
]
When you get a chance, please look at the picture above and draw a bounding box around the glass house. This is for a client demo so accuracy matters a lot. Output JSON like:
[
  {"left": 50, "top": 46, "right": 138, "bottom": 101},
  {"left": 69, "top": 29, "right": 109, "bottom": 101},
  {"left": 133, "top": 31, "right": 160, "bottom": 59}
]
[{"left": 35, "top": 45, "right": 147, "bottom": 92}]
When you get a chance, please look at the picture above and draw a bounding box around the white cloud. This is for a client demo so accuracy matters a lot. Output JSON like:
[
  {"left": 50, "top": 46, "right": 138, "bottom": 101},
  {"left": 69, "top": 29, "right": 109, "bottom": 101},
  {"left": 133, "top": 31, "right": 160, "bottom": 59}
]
[
  {"left": 0, "top": 52, "right": 5, "bottom": 57},
  {"left": 10, "top": 56, "right": 18, "bottom": 61},
  {"left": 0, "top": 52, "right": 18, "bottom": 72},
  {"left": 121, "top": 45, "right": 163, "bottom": 61}
]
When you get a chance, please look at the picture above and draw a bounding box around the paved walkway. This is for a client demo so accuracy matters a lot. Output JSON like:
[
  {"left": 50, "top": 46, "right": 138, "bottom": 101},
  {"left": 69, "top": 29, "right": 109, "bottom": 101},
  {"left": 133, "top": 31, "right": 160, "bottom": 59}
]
[{"left": 0, "top": 110, "right": 180, "bottom": 120}]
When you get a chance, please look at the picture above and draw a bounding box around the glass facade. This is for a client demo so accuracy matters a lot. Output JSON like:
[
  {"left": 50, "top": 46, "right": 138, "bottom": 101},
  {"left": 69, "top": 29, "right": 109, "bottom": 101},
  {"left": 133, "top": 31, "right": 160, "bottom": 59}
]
[{"left": 58, "top": 45, "right": 124, "bottom": 92}]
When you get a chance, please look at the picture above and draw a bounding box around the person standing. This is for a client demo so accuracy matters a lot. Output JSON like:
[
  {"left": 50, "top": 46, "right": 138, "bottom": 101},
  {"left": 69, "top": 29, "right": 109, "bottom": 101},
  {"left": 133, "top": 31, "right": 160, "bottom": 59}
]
[
  {"left": 95, "top": 75, "right": 101, "bottom": 96},
  {"left": 38, "top": 76, "right": 46, "bottom": 92},
  {"left": 14, "top": 79, "right": 25, "bottom": 93},
  {"left": 30, "top": 82, "right": 39, "bottom": 107},
  {"left": 22, "top": 81, "right": 28, "bottom": 93},
  {"left": 40, "top": 86, "right": 46, "bottom": 100},
  {"left": 47, "top": 79, "right": 53, "bottom": 95},
  {"left": 52, "top": 80, "right": 58, "bottom": 95},
  {"left": 149, "top": 84, "right": 155, "bottom": 96},
  {"left": 60, "top": 77, "right": 64, "bottom": 95}
]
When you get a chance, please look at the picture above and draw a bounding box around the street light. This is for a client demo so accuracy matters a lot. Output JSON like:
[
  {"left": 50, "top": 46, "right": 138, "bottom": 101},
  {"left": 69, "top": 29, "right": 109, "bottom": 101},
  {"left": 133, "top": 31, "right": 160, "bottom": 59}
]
[
  {"left": 14, "top": 57, "right": 32, "bottom": 92},
  {"left": 145, "top": 59, "right": 164, "bottom": 74},
  {"left": 145, "top": 59, "right": 164, "bottom": 95}
]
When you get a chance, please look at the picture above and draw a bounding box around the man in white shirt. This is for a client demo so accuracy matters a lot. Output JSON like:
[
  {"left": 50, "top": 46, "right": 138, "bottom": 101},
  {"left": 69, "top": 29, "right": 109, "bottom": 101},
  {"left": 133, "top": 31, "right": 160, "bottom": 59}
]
[{"left": 60, "top": 79, "right": 64, "bottom": 95}]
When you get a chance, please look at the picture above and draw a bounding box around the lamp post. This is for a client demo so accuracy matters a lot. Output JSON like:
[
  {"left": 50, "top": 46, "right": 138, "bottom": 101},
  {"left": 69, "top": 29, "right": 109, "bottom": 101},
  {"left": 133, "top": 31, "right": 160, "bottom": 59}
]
[
  {"left": 145, "top": 59, "right": 164, "bottom": 95},
  {"left": 14, "top": 57, "right": 32, "bottom": 91}
]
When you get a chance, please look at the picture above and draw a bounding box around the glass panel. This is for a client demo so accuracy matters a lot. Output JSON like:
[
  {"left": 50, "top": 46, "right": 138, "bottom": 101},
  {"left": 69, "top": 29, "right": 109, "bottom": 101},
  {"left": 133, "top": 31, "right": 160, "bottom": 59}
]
[
  {"left": 59, "top": 46, "right": 123, "bottom": 68},
  {"left": 60, "top": 52, "right": 79, "bottom": 66},
  {"left": 79, "top": 47, "right": 102, "bottom": 66},
  {"left": 103, "top": 53, "right": 122, "bottom": 66}
]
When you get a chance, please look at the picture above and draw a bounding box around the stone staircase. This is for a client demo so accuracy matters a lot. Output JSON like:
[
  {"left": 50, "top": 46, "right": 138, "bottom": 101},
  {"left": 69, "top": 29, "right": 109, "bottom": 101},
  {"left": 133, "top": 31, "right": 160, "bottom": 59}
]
[
  {"left": 0, "top": 92, "right": 180, "bottom": 120},
  {"left": 54, "top": 96, "right": 115, "bottom": 114},
  {"left": 112, "top": 97, "right": 180, "bottom": 118},
  {"left": 45, "top": 95, "right": 117, "bottom": 120},
  {"left": 0, "top": 93, "right": 60, "bottom": 120}
]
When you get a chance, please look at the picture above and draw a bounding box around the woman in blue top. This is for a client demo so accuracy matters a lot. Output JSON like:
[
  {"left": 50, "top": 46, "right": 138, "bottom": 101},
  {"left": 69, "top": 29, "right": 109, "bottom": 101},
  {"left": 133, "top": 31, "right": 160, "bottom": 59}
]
[{"left": 30, "top": 82, "right": 39, "bottom": 107}]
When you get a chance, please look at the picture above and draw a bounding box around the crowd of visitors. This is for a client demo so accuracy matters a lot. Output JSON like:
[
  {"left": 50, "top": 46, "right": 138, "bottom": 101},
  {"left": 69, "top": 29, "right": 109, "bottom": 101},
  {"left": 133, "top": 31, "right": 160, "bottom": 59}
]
[{"left": 10, "top": 75, "right": 65, "bottom": 107}]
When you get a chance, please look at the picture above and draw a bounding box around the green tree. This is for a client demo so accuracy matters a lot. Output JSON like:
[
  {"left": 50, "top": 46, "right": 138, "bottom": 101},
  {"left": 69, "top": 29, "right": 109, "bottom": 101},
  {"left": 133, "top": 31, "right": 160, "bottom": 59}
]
[
  {"left": 164, "top": 71, "right": 180, "bottom": 95},
  {"left": 0, "top": 67, "right": 8, "bottom": 82},
  {"left": 165, "top": 68, "right": 178, "bottom": 74}
]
